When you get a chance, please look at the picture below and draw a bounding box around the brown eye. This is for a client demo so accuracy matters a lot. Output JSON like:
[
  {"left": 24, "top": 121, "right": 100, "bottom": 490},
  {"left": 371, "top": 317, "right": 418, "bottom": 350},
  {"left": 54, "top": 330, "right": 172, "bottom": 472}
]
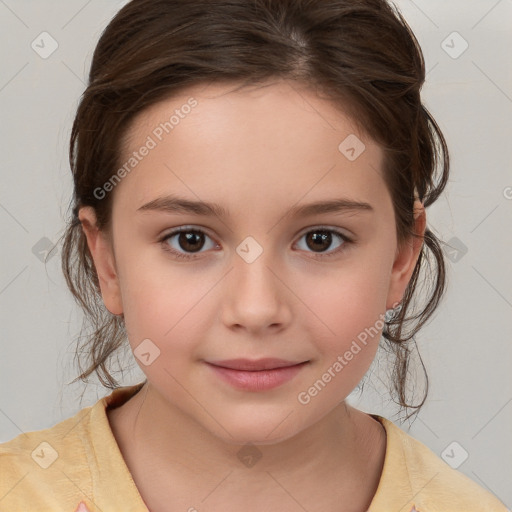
[
  {"left": 305, "top": 230, "right": 333, "bottom": 252},
  {"left": 176, "top": 231, "right": 205, "bottom": 253},
  {"left": 295, "top": 227, "right": 352, "bottom": 258},
  {"left": 160, "top": 227, "right": 217, "bottom": 260}
]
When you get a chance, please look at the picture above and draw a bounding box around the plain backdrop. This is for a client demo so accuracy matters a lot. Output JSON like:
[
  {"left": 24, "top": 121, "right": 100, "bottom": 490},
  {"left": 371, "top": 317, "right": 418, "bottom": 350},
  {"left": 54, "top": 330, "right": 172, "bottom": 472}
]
[{"left": 0, "top": 0, "right": 511, "bottom": 507}]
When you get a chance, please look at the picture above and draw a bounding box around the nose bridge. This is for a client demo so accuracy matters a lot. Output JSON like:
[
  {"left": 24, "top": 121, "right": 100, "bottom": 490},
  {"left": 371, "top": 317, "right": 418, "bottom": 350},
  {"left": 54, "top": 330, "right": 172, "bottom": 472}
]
[
  {"left": 232, "top": 241, "right": 280, "bottom": 301},
  {"left": 222, "top": 241, "right": 291, "bottom": 330}
]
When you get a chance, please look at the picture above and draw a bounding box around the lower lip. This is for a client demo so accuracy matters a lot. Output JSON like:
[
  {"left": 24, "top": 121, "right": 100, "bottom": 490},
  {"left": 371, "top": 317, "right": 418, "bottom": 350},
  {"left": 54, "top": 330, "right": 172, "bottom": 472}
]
[{"left": 206, "top": 362, "right": 308, "bottom": 391}]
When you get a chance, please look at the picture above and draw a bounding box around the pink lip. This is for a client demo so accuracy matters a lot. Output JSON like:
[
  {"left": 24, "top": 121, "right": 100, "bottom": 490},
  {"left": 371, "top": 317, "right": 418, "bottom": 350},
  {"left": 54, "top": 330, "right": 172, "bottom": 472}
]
[
  {"left": 208, "top": 358, "right": 305, "bottom": 371},
  {"left": 205, "top": 358, "right": 309, "bottom": 391}
]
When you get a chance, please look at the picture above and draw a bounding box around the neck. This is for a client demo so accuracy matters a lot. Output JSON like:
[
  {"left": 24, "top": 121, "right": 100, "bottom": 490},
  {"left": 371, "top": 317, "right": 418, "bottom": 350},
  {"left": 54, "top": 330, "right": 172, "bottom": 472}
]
[{"left": 108, "top": 382, "right": 386, "bottom": 511}]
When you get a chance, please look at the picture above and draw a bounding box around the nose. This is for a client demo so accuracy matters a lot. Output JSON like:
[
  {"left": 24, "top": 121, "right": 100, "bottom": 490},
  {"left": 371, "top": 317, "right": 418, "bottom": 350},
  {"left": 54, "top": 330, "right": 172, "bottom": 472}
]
[{"left": 220, "top": 251, "right": 292, "bottom": 334}]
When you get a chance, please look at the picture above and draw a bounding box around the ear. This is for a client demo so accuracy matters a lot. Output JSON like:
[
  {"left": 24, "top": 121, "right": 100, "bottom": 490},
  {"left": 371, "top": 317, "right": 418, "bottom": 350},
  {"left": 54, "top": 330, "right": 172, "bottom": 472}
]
[
  {"left": 386, "top": 200, "right": 426, "bottom": 310},
  {"left": 78, "top": 206, "right": 123, "bottom": 316}
]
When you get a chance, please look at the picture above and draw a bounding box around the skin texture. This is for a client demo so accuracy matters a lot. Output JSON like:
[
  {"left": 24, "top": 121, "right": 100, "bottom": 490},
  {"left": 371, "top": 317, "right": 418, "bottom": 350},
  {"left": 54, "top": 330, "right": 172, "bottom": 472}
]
[{"left": 79, "top": 79, "right": 426, "bottom": 511}]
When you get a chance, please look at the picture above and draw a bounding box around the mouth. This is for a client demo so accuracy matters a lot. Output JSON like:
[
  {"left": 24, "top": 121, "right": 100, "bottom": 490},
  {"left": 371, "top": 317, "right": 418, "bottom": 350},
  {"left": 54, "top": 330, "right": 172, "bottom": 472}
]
[
  {"left": 207, "top": 358, "right": 308, "bottom": 371},
  {"left": 205, "top": 358, "right": 310, "bottom": 391}
]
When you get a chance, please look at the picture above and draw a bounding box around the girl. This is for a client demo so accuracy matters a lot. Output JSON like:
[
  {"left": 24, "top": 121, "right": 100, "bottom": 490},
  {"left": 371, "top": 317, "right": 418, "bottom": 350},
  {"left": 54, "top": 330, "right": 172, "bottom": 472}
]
[{"left": 0, "top": 0, "right": 507, "bottom": 511}]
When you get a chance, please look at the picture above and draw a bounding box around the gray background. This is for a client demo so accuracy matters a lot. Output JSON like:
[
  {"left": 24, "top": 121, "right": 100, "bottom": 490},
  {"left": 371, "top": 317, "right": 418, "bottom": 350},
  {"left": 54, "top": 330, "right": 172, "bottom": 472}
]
[{"left": 0, "top": 0, "right": 511, "bottom": 508}]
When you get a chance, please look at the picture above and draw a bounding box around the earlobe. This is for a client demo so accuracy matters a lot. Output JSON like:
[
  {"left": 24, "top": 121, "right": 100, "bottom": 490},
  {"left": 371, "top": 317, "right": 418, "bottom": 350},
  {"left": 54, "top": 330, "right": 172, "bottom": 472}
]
[
  {"left": 78, "top": 206, "right": 123, "bottom": 316},
  {"left": 386, "top": 200, "right": 426, "bottom": 309}
]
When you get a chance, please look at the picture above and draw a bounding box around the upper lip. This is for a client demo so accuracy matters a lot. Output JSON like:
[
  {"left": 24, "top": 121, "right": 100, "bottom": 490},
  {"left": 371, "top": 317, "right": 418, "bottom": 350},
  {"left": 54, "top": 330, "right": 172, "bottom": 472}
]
[{"left": 206, "top": 358, "right": 308, "bottom": 371}]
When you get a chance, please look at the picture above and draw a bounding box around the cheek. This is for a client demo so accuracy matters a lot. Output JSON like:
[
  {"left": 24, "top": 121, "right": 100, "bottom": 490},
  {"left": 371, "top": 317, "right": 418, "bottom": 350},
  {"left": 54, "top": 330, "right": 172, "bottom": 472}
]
[
  {"left": 289, "top": 256, "right": 392, "bottom": 400},
  {"left": 293, "top": 280, "right": 387, "bottom": 413},
  {"left": 299, "top": 259, "right": 390, "bottom": 340},
  {"left": 118, "top": 255, "right": 214, "bottom": 357}
]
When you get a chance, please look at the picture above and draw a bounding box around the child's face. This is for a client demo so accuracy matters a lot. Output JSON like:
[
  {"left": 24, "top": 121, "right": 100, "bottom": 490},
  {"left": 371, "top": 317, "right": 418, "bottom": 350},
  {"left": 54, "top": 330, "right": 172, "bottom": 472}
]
[{"left": 81, "top": 80, "right": 424, "bottom": 444}]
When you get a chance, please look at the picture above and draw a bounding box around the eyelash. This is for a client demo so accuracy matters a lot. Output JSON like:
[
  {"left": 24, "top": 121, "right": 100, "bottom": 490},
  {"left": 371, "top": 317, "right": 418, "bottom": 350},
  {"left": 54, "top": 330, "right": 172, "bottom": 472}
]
[{"left": 158, "top": 226, "right": 354, "bottom": 261}]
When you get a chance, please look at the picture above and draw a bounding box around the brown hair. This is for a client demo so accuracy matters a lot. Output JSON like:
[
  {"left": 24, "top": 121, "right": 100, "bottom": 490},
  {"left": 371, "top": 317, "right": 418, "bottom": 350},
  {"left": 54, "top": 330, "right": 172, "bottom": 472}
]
[{"left": 59, "top": 0, "right": 449, "bottom": 420}]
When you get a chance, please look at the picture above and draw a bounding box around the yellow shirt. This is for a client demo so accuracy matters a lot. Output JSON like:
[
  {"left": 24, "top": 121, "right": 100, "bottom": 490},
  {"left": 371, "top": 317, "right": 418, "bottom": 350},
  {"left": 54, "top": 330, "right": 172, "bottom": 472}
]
[{"left": 0, "top": 383, "right": 507, "bottom": 512}]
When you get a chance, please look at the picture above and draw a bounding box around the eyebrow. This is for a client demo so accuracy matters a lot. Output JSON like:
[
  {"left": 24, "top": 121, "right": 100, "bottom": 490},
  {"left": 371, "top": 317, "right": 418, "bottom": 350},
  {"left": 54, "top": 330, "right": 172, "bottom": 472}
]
[{"left": 137, "top": 194, "right": 374, "bottom": 218}]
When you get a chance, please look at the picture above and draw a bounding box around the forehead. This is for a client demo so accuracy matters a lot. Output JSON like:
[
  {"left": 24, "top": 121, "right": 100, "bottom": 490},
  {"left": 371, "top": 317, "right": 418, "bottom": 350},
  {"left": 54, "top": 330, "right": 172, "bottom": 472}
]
[
  {"left": 121, "top": 79, "right": 370, "bottom": 160},
  {"left": 113, "top": 80, "right": 387, "bottom": 216}
]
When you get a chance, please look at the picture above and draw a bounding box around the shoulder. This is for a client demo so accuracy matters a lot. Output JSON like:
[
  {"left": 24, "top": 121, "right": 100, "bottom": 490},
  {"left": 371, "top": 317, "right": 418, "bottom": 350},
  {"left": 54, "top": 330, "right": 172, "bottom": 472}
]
[
  {"left": 374, "top": 415, "right": 508, "bottom": 512},
  {"left": 0, "top": 383, "right": 147, "bottom": 511},
  {"left": 0, "top": 403, "right": 94, "bottom": 509}
]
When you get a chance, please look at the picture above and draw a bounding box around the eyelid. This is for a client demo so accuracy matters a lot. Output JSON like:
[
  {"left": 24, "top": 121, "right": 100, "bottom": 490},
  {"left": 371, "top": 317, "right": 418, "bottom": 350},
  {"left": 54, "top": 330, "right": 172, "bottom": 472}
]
[
  {"left": 295, "top": 224, "right": 354, "bottom": 240},
  {"left": 159, "top": 225, "right": 220, "bottom": 249},
  {"left": 160, "top": 224, "right": 217, "bottom": 240},
  {"left": 159, "top": 224, "right": 354, "bottom": 244},
  {"left": 159, "top": 224, "right": 354, "bottom": 260}
]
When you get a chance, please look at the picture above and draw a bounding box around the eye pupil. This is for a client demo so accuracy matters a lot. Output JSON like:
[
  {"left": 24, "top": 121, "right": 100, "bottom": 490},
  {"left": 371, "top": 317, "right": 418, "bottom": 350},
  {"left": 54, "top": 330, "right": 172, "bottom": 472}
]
[
  {"left": 165, "top": 227, "right": 346, "bottom": 260},
  {"left": 307, "top": 231, "right": 332, "bottom": 252},
  {"left": 179, "top": 231, "right": 204, "bottom": 252}
]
